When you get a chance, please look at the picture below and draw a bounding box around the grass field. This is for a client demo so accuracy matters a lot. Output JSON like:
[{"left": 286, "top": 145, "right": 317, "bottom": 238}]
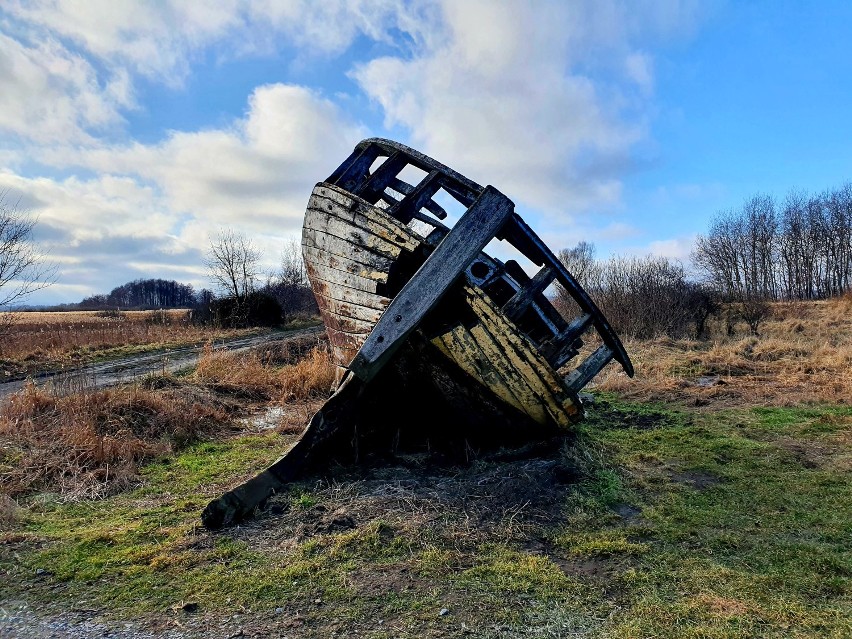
[
  {"left": 0, "top": 310, "right": 262, "bottom": 380},
  {"left": 0, "top": 301, "right": 850, "bottom": 637}
]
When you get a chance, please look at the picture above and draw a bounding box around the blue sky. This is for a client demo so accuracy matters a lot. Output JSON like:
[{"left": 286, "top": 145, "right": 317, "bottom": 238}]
[{"left": 1, "top": 0, "right": 851, "bottom": 304}]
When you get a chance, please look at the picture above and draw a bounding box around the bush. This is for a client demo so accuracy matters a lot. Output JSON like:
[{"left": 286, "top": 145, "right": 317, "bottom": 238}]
[{"left": 211, "top": 292, "right": 283, "bottom": 328}]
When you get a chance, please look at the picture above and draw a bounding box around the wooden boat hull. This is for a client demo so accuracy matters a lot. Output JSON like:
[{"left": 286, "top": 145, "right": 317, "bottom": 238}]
[
  {"left": 303, "top": 182, "right": 583, "bottom": 429},
  {"left": 201, "top": 138, "right": 633, "bottom": 529}
]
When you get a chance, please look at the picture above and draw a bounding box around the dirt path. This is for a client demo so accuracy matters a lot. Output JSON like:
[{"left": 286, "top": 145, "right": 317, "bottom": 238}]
[{"left": 0, "top": 326, "right": 324, "bottom": 399}]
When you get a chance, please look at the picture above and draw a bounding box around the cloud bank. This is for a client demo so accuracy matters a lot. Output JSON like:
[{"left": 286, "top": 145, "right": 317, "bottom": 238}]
[{"left": 0, "top": 0, "right": 707, "bottom": 303}]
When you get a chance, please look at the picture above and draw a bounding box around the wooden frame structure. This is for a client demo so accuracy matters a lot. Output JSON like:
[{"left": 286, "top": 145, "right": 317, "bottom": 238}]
[{"left": 202, "top": 138, "right": 633, "bottom": 529}]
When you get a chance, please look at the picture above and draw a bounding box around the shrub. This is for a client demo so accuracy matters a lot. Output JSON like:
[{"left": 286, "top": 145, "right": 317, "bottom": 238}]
[{"left": 211, "top": 292, "right": 282, "bottom": 328}]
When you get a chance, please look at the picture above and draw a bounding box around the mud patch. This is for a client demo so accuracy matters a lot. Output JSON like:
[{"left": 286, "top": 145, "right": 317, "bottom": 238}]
[
  {"left": 669, "top": 469, "right": 721, "bottom": 490},
  {"left": 588, "top": 400, "right": 672, "bottom": 431},
  {"left": 347, "top": 564, "right": 419, "bottom": 597},
  {"left": 774, "top": 434, "right": 852, "bottom": 471}
]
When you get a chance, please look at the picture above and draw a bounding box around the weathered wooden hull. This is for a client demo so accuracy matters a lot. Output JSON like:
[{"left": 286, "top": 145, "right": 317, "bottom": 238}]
[
  {"left": 202, "top": 138, "right": 633, "bottom": 529},
  {"left": 303, "top": 182, "right": 582, "bottom": 428}
]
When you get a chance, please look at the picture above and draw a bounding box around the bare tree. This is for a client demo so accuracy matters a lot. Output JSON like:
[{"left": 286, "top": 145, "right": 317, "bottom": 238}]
[
  {"left": 278, "top": 237, "right": 308, "bottom": 287},
  {"left": 0, "top": 199, "right": 55, "bottom": 312},
  {"left": 260, "top": 237, "right": 318, "bottom": 318},
  {"left": 205, "top": 230, "right": 261, "bottom": 304},
  {"left": 554, "top": 241, "right": 599, "bottom": 317}
]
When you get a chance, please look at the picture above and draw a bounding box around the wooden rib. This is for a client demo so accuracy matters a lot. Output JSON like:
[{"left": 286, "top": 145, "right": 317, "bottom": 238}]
[{"left": 502, "top": 266, "right": 555, "bottom": 322}]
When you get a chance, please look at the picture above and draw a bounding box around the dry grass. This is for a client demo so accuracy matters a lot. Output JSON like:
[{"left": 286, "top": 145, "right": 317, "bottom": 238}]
[
  {"left": 278, "top": 346, "right": 337, "bottom": 402},
  {"left": 0, "top": 310, "right": 253, "bottom": 378},
  {"left": 0, "top": 381, "right": 232, "bottom": 499},
  {"left": 194, "top": 335, "right": 335, "bottom": 403},
  {"left": 595, "top": 297, "right": 852, "bottom": 406},
  {"left": 0, "top": 333, "right": 334, "bottom": 501}
]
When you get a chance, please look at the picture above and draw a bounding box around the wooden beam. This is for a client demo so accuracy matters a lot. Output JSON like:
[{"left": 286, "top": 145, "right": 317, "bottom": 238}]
[
  {"left": 356, "top": 151, "right": 407, "bottom": 202},
  {"left": 390, "top": 170, "right": 442, "bottom": 223},
  {"left": 389, "top": 177, "right": 448, "bottom": 219},
  {"left": 564, "top": 344, "right": 614, "bottom": 393},
  {"left": 502, "top": 266, "right": 555, "bottom": 322},
  {"left": 348, "top": 186, "right": 515, "bottom": 382},
  {"left": 541, "top": 313, "right": 592, "bottom": 369},
  {"left": 328, "top": 145, "right": 381, "bottom": 193}
]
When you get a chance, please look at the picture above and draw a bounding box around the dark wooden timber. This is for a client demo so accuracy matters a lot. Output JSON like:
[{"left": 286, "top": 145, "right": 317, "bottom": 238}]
[{"left": 348, "top": 186, "right": 514, "bottom": 382}]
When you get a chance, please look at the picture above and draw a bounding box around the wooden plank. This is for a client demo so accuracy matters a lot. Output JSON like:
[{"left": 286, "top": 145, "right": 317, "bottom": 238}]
[
  {"left": 308, "top": 275, "right": 391, "bottom": 312},
  {"left": 348, "top": 186, "right": 515, "bottom": 382},
  {"left": 311, "top": 187, "right": 422, "bottom": 249},
  {"left": 436, "top": 326, "right": 527, "bottom": 415},
  {"left": 315, "top": 294, "right": 383, "bottom": 325},
  {"left": 302, "top": 227, "right": 396, "bottom": 272},
  {"left": 324, "top": 326, "right": 367, "bottom": 366},
  {"left": 308, "top": 194, "right": 421, "bottom": 253},
  {"left": 302, "top": 245, "right": 390, "bottom": 284},
  {"left": 465, "top": 286, "right": 580, "bottom": 427},
  {"left": 502, "top": 266, "right": 555, "bottom": 322},
  {"left": 303, "top": 209, "right": 406, "bottom": 259},
  {"left": 442, "top": 325, "right": 547, "bottom": 423},
  {"left": 564, "top": 344, "right": 614, "bottom": 392},
  {"left": 305, "top": 261, "right": 380, "bottom": 295},
  {"left": 318, "top": 307, "right": 375, "bottom": 335}
]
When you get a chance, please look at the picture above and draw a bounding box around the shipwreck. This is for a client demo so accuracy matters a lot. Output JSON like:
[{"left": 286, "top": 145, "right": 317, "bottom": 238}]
[{"left": 202, "top": 138, "right": 633, "bottom": 529}]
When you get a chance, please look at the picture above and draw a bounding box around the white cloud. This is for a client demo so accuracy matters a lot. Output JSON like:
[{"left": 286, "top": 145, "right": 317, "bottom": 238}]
[
  {"left": 47, "top": 83, "right": 366, "bottom": 233},
  {"left": 0, "top": 32, "right": 133, "bottom": 143},
  {"left": 6, "top": 0, "right": 244, "bottom": 83},
  {"left": 0, "top": 0, "right": 713, "bottom": 303},
  {"left": 352, "top": 0, "right": 705, "bottom": 215},
  {"left": 0, "top": 83, "right": 365, "bottom": 301},
  {"left": 5, "top": 0, "right": 416, "bottom": 83},
  {"left": 647, "top": 235, "right": 697, "bottom": 261}
]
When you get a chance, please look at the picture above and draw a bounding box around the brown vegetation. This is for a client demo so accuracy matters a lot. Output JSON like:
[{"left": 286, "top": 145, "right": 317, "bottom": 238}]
[
  {"left": 194, "top": 334, "right": 335, "bottom": 402},
  {"left": 595, "top": 296, "right": 852, "bottom": 406},
  {"left": 0, "top": 310, "right": 254, "bottom": 378},
  {"left": 0, "top": 381, "right": 231, "bottom": 499},
  {"left": 0, "top": 334, "right": 335, "bottom": 500}
]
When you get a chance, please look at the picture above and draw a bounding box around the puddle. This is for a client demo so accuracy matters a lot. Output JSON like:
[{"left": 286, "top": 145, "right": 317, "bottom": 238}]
[
  {"left": 695, "top": 375, "right": 725, "bottom": 388},
  {"left": 240, "top": 405, "right": 286, "bottom": 430}
]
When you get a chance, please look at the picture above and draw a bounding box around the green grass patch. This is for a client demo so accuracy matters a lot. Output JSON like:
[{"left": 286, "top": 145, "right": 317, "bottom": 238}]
[{"left": 2, "top": 395, "right": 850, "bottom": 636}]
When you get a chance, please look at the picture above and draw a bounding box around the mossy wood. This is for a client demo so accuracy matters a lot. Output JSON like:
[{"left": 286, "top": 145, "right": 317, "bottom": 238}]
[{"left": 202, "top": 138, "right": 634, "bottom": 529}]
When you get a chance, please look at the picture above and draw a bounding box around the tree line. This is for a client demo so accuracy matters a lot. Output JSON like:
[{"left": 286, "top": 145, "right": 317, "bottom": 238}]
[
  {"left": 79, "top": 278, "right": 202, "bottom": 310},
  {"left": 693, "top": 184, "right": 852, "bottom": 301},
  {"left": 555, "top": 243, "right": 716, "bottom": 340},
  {"left": 556, "top": 181, "right": 852, "bottom": 340}
]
